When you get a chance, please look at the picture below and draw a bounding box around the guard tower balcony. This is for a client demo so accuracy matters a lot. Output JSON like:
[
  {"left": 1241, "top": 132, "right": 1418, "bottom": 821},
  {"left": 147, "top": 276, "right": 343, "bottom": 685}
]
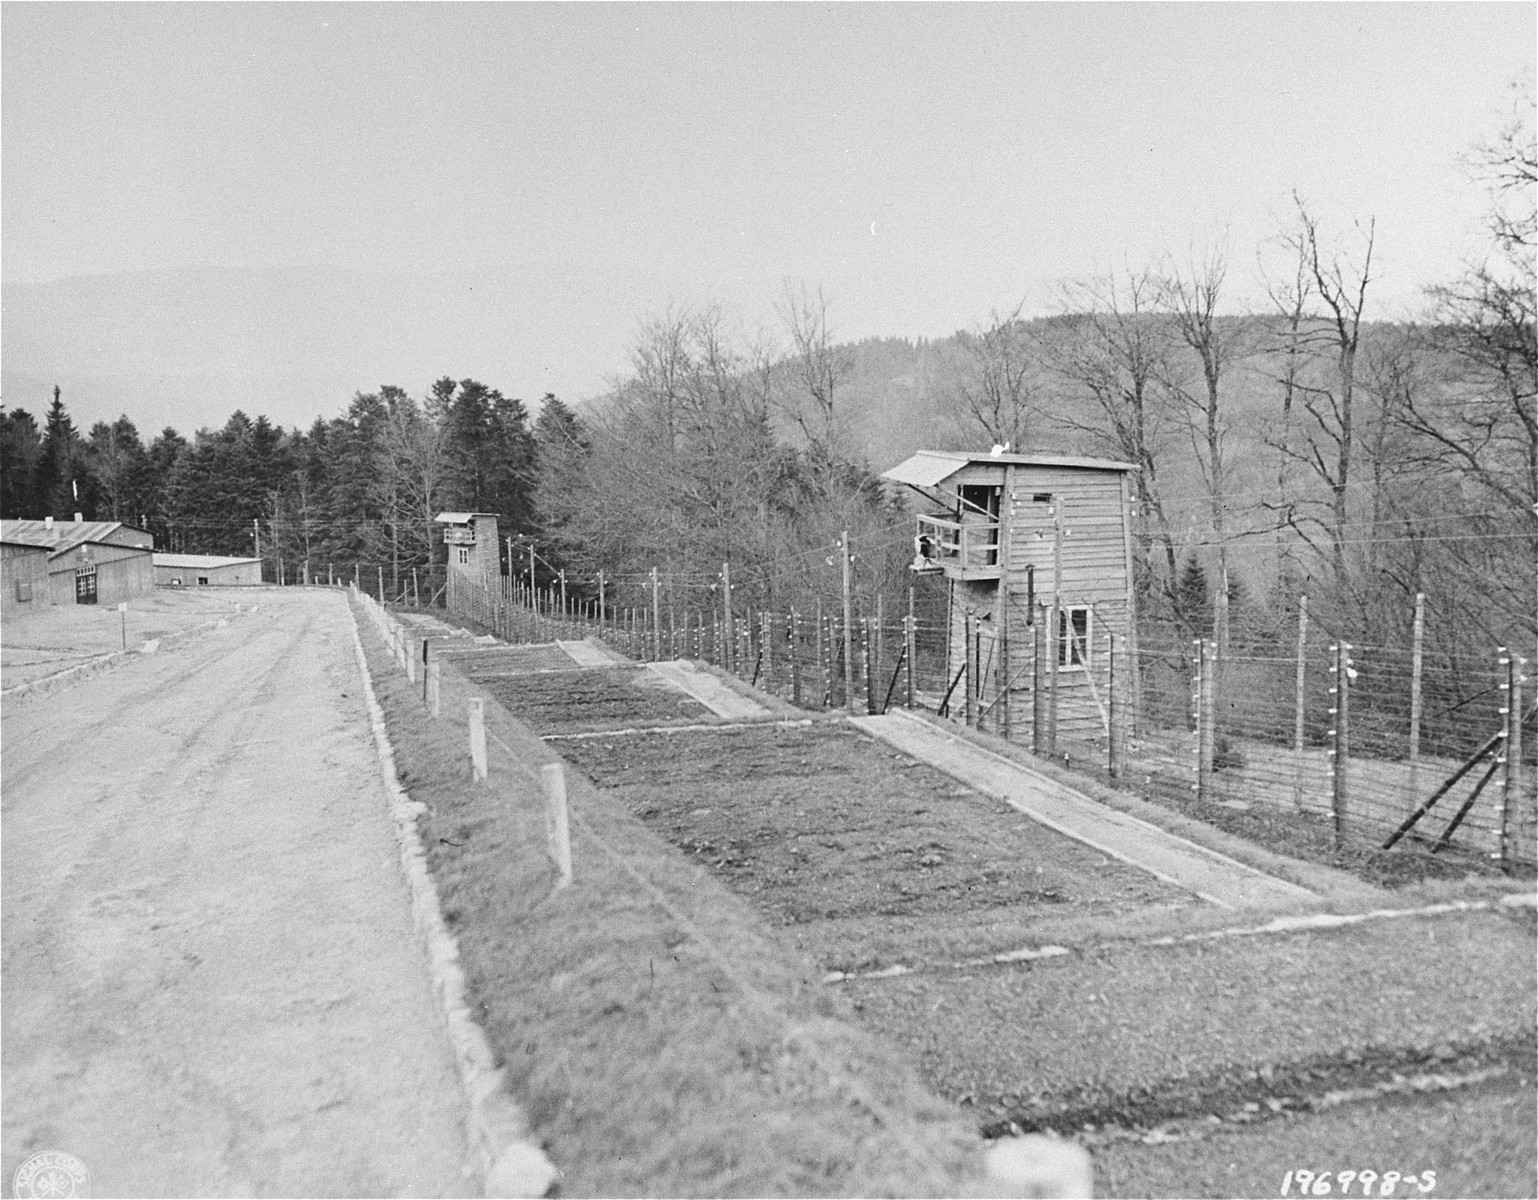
[
  {"left": 913, "top": 512, "right": 1002, "bottom": 581},
  {"left": 441, "top": 526, "right": 476, "bottom": 545}
]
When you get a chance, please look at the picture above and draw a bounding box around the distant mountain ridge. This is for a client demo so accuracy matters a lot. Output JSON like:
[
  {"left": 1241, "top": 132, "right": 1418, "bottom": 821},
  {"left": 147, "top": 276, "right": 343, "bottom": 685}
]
[{"left": 1, "top": 262, "right": 661, "bottom": 433}]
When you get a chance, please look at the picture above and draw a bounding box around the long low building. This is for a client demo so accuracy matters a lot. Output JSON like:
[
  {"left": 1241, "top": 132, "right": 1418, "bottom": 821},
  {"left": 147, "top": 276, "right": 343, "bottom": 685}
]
[
  {"left": 0, "top": 517, "right": 155, "bottom": 610},
  {"left": 154, "top": 553, "right": 263, "bottom": 587}
]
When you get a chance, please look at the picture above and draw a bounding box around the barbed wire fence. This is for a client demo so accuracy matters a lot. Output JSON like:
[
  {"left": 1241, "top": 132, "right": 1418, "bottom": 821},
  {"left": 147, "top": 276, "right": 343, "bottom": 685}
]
[{"left": 392, "top": 524, "right": 1537, "bottom": 875}]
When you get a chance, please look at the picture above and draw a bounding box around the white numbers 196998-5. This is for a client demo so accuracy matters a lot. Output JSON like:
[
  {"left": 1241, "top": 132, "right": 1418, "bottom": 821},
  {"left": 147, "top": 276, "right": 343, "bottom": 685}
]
[{"left": 1280, "top": 1169, "right": 1436, "bottom": 1196}]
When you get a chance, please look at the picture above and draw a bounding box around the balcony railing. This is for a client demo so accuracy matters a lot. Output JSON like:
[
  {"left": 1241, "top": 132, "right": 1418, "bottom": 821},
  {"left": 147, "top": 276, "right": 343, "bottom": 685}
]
[
  {"left": 442, "top": 527, "right": 476, "bottom": 545},
  {"left": 913, "top": 513, "right": 1002, "bottom": 580}
]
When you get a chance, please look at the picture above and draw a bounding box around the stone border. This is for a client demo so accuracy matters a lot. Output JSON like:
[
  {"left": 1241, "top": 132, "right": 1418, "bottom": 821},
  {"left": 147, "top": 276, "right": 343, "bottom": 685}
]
[{"left": 345, "top": 596, "right": 559, "bottom": 1199}]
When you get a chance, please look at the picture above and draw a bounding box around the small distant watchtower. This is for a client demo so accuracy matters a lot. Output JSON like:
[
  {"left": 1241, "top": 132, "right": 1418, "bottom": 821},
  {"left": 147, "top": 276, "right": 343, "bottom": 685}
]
[
  {"left": 435, "top": 512, "right": 499, "bottom": 607},
  {"left": 882, "top": 450, "right": 1137, "bottom": 746}
]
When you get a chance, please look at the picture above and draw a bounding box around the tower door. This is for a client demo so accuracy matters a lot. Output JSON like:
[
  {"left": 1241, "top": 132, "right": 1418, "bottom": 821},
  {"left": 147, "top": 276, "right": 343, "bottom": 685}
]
[{"left": 957, "top": 484, "right": 1001, "bottom": 566}]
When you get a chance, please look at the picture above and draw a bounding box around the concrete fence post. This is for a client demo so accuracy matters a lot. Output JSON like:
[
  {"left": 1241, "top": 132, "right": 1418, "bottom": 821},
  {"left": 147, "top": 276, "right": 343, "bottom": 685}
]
[
  {"left": 541, "top": 763, "right": 573, "bottom": 889},
  {"left": 468, "top": 697, "right": 487, "bottom": 783},
  {"left": 428, "top": 659, "right": 441, "bottom": 719}
]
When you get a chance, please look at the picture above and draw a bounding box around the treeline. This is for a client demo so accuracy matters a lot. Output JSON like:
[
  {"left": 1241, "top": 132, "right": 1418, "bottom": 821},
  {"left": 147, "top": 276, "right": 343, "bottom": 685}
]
[{"left": 0, "top": 379, "right": 554, "bottom": 594}]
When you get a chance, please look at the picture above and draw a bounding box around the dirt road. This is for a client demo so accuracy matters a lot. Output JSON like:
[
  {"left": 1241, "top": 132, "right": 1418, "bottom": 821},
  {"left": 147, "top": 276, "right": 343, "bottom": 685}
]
[{"left": 2, "top": 589, "right": 468, "bottom": 1197}]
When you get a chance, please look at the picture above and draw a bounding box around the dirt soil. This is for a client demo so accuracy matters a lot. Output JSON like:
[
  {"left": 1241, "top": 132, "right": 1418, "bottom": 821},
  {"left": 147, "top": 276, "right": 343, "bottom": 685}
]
[
  {"left": 2, "top": 589, "right": 468, "bottom": 1197},
  {"left": 1, "top": 588, "right": 245, "bottom": 690},
  {"left": 454, "top": 659, "right": 717, "bottom": 733},
  {"left": 555, "top": 721, "right": 1197, "bottom": 971}
]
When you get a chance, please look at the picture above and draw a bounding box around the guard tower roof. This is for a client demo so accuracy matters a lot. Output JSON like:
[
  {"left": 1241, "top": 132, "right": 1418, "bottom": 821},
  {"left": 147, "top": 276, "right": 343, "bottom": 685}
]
[{"left": 882, "top": 451, "right": 1137, "bottom": 489}]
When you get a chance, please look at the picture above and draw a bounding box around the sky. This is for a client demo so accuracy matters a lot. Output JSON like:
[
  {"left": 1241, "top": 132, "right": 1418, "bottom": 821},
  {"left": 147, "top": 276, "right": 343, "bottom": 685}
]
[{"left": 3, "top": 2, "right": 1534, "bottom": 420}]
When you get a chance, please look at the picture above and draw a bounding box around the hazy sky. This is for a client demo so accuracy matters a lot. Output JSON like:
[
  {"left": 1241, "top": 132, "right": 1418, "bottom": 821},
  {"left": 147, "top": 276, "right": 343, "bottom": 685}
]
[{"left": 4, "top": 3, "right": 1534, "bottom": 401}]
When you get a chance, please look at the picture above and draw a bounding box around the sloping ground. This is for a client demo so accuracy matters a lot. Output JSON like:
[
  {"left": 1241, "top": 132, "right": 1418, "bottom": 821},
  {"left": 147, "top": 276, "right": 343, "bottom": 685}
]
[{"left": 354, "top": 615, "right": 991, "bottom": 1197}]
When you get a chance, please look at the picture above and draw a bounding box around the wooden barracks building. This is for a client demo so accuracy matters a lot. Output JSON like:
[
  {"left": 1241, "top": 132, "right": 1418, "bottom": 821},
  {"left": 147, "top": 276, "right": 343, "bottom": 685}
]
[
  {"left": 883, "top": 449, "right": 1138, "bottom": 748},
  {"left": 1, "top": 517, "right": 155, "bottom": 617}
]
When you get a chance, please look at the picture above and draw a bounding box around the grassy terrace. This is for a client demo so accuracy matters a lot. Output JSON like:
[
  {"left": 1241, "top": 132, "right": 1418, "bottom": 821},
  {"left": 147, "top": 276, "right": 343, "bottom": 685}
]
[{"left": 357, "top": 605, "right": 988, "bottom": 1198}]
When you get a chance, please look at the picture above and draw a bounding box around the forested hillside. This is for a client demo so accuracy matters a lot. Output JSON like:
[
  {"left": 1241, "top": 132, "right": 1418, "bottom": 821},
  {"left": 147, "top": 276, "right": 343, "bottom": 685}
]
[{"left": 4, "top": 161, "right": 1533, "bottom": 676}]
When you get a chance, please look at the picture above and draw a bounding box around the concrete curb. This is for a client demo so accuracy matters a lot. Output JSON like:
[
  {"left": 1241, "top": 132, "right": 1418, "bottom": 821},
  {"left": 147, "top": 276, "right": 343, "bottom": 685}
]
[
  {"left": 2, "top": 612, "right": 235, "bottom": 703},
  {"left": 345, "top": 595, "right": 559, "bottom": 1199}
]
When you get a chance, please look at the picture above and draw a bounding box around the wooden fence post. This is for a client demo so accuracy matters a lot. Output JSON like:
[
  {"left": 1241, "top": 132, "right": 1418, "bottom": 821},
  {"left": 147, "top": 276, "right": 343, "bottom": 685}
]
[
  {"left": 467, "top": 697, "right": 487, "bottom": 782},
  {"left": 541, "top": 763, "right": 573, "bottom": 889},
  {"left": 1293, "top": 595, "right": 1309, "bottom": 814},
  {"left": 1408, "top": 592, "right": 1425, "bottom": 817},
  {"left": 963, "top": 608, "right": 976, "bottom": 727},
  {"left": 862, "top": 617, "right": 875, "bottom": 714},
  {"left": 1108, "top": 633, "right": 1123, "bottom": 779},
  {"left": 841, "top": 530, "right": 855, "bottom": 713},
  {"left": 790, "top": 609, "right": 803, "bottom": 706},
  {"left": 1033, "top": 607, "right": 1045, "bottom": 753},
  {"left": 1198, "top": 639, "right": 1216, "bottom": 802},
  {"left": 1500, "top": 653, "right": 1526, "bottom": 872},
  {"left": 762, "top": 611, "right": 773, "bottom": 690},
  {"left": 905, "top": 587, "right": 917, "bottom": 710},
  {"left": 1329, "top": 641, "right": 1351, "bottom": 847}
]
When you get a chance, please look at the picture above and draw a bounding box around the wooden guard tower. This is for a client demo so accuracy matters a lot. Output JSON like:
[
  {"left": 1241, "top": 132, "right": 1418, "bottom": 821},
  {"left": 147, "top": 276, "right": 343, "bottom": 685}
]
[
  {"left": 882, "top": 450, "right": 1138, "bottom": 748},
  {"left": 435, "top": 512, "right": 500, "bottom": 608}
]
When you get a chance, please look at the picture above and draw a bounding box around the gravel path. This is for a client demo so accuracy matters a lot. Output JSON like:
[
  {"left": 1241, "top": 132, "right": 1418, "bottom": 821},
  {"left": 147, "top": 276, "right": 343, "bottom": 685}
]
[{"left": 2, "top": 589, "right": 468, "bottom": 1197}]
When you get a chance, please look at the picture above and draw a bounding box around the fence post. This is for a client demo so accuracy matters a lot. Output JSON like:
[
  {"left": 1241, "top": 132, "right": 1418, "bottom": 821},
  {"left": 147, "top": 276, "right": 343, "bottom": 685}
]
[
  {"left": 1293, "top": 595, "right": 1309, "bottom": 813},
  {"left": 762, "top": 611, "right": 773, "bottom": 691},
  {"left": 790, "top": 609, "right": 802, "bottom": 705},
  {"left": 841, "top": 530, "right": 855, "bottom": 713},
  {"left": 1329, "top": 641, "right": 1351, "bottom": 847},
  {"left": 721, "top": 562, "right": 733, "bottom": 672},
  {"left": 1499, "top": 653, "right": 1525, "bottom": 873},
  {"left": 1198, "top": 639, "right": 1216, "bottom": 802},
  {"left": 541, "top": 763, "right": 573, "bottom": 889},
  {"left": 1033, "top": 607, "right": 1045, "bottom": 753},
  {"left": 906, "top": 587, "right": 917, "bottom": 710},
  {"left": 1108, "top": 633, "right": 1123, "bottom": 779},
  {"left": 467, "top": 697, "right": 487, "bottom": 782},
  {"left": 876, "top": 593, "right": 886, "bottom": 706},
  {"left": 963, "top": 608, "right": 976, "bottom": 727},
  {"left": 1408, "top": 592, "right": 1425, "bottom": 817},
  {"left": 862, "top": 617, "right": 875, "bottom": 714},
  {"left": 428, "top": 658, "right": 441, "bottom": 718}
]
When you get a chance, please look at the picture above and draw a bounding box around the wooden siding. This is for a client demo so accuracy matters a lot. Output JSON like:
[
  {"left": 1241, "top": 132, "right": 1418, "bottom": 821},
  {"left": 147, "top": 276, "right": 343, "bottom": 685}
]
[
  {"left": 46, "top": 544, "right": 154, "bottom": 606},
  {"left": 938, "top": 460, "right": 1134, "bottom": 743},
  {"left": 1, "top": 546, "right": 51, "bottom": 619}
]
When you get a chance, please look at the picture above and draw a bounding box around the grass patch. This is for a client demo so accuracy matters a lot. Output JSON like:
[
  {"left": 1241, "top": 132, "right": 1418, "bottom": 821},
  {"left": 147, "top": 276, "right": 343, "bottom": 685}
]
[{"left": 354, "top": 600, "right": 985, "bottom": 1197}]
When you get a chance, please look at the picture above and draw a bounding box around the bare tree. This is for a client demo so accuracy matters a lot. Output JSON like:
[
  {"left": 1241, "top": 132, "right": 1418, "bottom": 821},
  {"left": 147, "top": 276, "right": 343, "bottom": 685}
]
[
  {"left": 1273, "top": 194, "right": 1377, "bottom": 592},
  {"left": 1157, "top": 242, "right": 1248, "bottom": 653},
  {"left": 953, "top": 301, "right": 1038, "bottom": 450},
  {"left": 777, "top": 282, "right": 852, "bottom": 475},
  {"left": 1045, "top": 267, "right": 1182, "bottom": 624}
]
